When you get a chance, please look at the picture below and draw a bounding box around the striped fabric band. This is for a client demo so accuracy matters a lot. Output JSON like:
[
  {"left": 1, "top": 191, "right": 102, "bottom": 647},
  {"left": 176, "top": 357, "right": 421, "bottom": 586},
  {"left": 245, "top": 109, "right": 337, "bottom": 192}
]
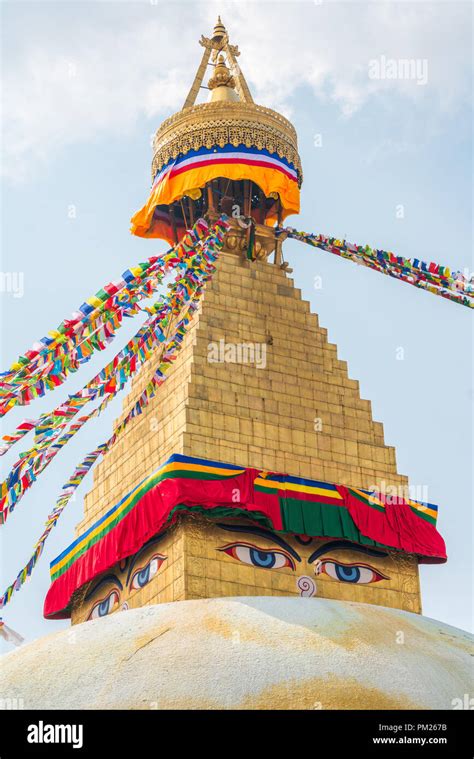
[{"left": 152, "top": 144, "right": 299, "bottom": 188}]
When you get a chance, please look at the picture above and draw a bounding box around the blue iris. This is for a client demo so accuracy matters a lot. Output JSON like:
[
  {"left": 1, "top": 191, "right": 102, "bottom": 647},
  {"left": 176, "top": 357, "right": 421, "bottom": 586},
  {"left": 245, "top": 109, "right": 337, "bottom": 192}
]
[
  {"left": 135, "top": 566, "right": 150, "bottom": 588},
  {"left": 335, "top": 564, "right": 360, "bottom": 583},
  {"left": 98, "top": 598, "right": 111, "bottom": 617},
  {"left": 249, "top": 548, "right": 276, "bottom": 568}
]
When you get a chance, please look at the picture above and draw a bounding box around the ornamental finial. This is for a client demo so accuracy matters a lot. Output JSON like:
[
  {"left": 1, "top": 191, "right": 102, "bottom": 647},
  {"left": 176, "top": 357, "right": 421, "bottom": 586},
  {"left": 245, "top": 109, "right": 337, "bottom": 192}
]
[
  {"left": 212, "top": 16, "right": 227, "bottom": 41},
  {"left": 208, "top": 54, "right": 238, "bottom": 101}
]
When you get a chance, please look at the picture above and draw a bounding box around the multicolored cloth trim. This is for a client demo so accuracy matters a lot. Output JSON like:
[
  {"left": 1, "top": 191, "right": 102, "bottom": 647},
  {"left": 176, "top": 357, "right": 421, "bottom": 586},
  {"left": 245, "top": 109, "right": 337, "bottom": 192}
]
[
  {"left": 130, "top": 144, "right": 301, "bottom": 241},
  {"left": 43, "top": 453, "right": 446, "bottom": 619}
]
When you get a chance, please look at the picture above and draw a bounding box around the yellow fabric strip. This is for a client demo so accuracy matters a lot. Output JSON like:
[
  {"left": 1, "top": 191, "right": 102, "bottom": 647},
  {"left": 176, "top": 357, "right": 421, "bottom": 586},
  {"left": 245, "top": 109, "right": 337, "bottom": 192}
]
[
  {"left": 254, "top": 477, "right": 343, "bottom": 499},
  {"left": 159, "top": 461, "right": 245, "bottom": 478},
  {"left": 131, "top": 163, "right": 300, "bottom": 238}
]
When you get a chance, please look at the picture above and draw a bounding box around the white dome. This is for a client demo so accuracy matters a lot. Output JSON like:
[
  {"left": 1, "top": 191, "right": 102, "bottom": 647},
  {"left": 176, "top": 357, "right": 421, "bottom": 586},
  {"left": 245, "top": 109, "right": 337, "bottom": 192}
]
[{"left": 2, "top": 597, "right": 471, "bottom": 710}]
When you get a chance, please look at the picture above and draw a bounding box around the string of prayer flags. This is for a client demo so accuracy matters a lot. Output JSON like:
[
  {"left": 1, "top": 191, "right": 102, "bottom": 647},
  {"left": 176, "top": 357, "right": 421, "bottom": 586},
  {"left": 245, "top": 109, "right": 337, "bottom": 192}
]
[
  {"left": 0, "top": 218, "right": 211, "bottom": 418},
  {"left": 0, "top": 217, "right": 228, "bottom": 525},
  {"left": 0, "top": 258, "right": 169, "bottom": 416},
  {"left": 0, "top": 420, "right": 37, "bottom": 457},
  {"left": 283, "top": 227, "right": 474, "bottom": 309},
  {"left": 0, "top": 216, "right": 229, "bottom": 607}
]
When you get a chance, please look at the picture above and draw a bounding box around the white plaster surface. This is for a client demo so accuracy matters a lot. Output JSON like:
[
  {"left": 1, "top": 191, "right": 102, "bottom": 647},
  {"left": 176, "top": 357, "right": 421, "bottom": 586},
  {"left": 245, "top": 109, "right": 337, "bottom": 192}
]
[{"left": 1, "top": 597, "right": 472, "bottom": 709}]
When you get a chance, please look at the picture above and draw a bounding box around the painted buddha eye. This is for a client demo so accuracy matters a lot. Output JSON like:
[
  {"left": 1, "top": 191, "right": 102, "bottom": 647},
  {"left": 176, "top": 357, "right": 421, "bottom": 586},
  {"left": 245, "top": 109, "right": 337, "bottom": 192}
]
[
  {"left": 88, "top": 590, "right": 120, "bottom": 620},
  {"left": 218, "top": 542, "right": 295, "bottom": 570},
  {"left": 317, "top": 559, "right": 389, "bottom": 584},
  {"left": 130, "top": 554, "right": 166, "bottom": 590}
]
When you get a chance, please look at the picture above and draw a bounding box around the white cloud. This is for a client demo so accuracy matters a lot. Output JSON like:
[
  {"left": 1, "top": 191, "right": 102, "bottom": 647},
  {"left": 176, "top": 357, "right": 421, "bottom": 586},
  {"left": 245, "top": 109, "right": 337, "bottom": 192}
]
[{"left": 2, "top": 0, "right": 471, "bottom": 180}]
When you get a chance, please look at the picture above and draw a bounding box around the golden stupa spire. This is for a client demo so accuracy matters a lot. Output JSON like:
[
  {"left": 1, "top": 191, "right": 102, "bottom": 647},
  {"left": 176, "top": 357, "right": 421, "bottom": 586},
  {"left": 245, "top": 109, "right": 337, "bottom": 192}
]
[
  {"left": 137, "top": 14, "right": 302, "bottom": 242},
  {"left": 182, "top": 16, "right": 254, "bottom": 109}
]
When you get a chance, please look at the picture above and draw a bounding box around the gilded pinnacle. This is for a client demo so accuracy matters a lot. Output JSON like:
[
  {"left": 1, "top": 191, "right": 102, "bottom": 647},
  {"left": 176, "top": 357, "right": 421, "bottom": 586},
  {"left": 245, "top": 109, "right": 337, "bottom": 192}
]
[
  {"left": 213, "top": 16, "right": 226, "bottom": 40},
  {"left": 208, "top": 54, "right": 236, "bottom": 91}
]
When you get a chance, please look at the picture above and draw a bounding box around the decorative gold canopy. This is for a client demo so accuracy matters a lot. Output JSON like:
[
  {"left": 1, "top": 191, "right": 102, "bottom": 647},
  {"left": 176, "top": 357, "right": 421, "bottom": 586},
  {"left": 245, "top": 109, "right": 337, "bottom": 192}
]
[{"left": 150, "top": 18, "right": 303, "bottom": 184}]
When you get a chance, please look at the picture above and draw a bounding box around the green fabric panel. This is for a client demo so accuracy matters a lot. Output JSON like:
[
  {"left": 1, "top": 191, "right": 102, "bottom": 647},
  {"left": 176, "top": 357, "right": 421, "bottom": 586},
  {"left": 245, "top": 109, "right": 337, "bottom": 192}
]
[
  {"left": 335, "top": 506, "right": 363, "bottom": 543},
  {"left": 280, "top": 498, "right": 387, "bottom": 549},
  {"left": 304, "top": 500, "right": 324, "bottom": 535}
]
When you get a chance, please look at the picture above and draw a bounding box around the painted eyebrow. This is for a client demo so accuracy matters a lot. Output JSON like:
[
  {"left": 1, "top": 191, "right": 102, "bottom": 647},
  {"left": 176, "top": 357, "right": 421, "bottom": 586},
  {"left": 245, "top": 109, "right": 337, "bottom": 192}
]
[
  {"left": 85, "top": 574, "right": 123, "bottom": 601},
  {"left": 308, "top": 541, "right": 388, "bottom": 564},
  {"left": 216, "top": 523, "right": 301, "bottom": 562},
  {"left": 126, "top": 536, "right": 166, "bottom": 584}
]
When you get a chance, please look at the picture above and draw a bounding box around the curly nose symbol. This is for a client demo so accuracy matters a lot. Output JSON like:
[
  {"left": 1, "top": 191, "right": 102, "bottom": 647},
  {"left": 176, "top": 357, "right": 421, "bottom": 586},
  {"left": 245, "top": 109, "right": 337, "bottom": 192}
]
[{"left": 297, "top": 575, "right": 316, "bottom": 597}]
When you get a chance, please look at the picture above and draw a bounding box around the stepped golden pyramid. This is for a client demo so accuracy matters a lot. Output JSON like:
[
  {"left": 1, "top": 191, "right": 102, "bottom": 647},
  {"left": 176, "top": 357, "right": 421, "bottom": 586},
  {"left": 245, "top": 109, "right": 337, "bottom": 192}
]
[{"left": 2, "top": 18, "right": 470, "bottom": 711}]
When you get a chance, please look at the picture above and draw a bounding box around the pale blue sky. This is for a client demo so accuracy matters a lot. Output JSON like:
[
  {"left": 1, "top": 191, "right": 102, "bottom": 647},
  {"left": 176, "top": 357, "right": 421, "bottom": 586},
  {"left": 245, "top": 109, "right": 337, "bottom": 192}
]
[{"left": 1, "top": 0, "right": 472, "bottom": 649}]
